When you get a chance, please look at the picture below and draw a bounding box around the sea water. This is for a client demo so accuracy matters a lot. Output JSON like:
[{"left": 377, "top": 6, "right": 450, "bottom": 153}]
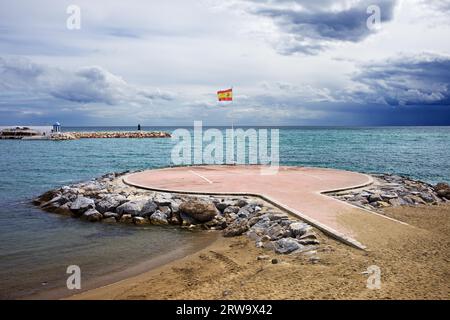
[{"left": 0, "top": 126, "right": 449, "bottom": 298}]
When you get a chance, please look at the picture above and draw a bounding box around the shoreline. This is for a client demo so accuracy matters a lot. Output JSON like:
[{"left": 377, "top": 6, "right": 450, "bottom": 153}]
[
  {"left": 69, "top": 203, "right": 450, "bottom": 300},
  {"left": 67, "top": 233, "right": 226, "bottom": 300},
  {"left": 26, "top": 230, "right": 219, "bottom": 300}
]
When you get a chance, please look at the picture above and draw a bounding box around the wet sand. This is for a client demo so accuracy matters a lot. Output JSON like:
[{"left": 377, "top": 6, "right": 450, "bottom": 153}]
[
  {"left": 28, "top": 231, "right": 219, "bottom": 300},
  {"left": 70, "top": 204, "right": 450, "bottom": 300}
]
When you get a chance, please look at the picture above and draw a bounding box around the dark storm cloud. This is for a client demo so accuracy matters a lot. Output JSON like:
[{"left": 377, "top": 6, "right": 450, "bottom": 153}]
[
  {"left": 351, "top": 53, "right": 450, "bottom": 106},
  {"left": 243, "top": 0, "right": 398, "bottom": 54}
]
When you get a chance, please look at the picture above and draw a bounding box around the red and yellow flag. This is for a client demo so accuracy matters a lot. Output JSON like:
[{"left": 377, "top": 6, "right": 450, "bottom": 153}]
[{"left": 217, "top": 88, "right": 233, "bottom": 101}]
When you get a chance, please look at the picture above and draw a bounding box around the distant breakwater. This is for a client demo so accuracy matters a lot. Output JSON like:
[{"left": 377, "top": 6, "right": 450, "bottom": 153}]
[{"left": 53, "top": 131, "right": 171, "bottom": 140}]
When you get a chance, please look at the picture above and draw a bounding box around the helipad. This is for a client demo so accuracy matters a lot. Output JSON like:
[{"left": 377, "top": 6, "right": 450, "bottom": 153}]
[{"left": 124, "top": 165, "right": 409, "bottom": 249}]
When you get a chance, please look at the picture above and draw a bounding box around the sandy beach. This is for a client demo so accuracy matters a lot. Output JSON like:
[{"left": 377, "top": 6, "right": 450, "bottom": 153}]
[{"left": 70, "top": 203, "right": 450, "bottom": 300}]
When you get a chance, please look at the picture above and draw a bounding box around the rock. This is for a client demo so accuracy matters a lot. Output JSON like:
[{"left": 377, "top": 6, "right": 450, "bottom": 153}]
[
  {"left": 268, "top": 213, "right": 289, "bottom": 221},
  {"left": 436, "top": 189, "right": 449, "bottom": 198},
  {"left": 309, "top": 256, "right": 320, "bottom": 264},
  {"left": 374, "top": 201, "right": 390, "bottom": 208},
  {"left": 388, "top": 198, "right": 407, "bottom": 207},
  {"left": 274, "top": 238, "right": 303, "bottom": 254},
  {"left": 368, "top": 193, "right": 383, "bottom": 203},
  {"left": 237, "top": 209, "right": 250, "bottom": 219},
  {"left": 103, "top": 212, "right": 119, "bottom": 219},
  {"left": 40, "top": 195, "right": 69, "bottom": 209},
  {"left": 434, "top": 182, "right": 450, "bottom": 193},
  {"left": 116, "top": 199, "right": 146, "bottom": 216},
  {"left": 153, "top": 195, "right": 172, "bottom": 206},
  {"left": 381, "top": 193, "right": 398, "bottom": 200},
  {"left": 223, "top": 206, "right": 240, "bottom": 214},
  {"left": 38, "top": 189, "right": 60, "bottom": 203},
  {"left": 180, "top": 212, "right": 199, "bottom": 225},
  {"left": 241, "top": 204, "right": 255, "bottom": 214},
  {"left": 170, "top": 201, "right": 181, "bottom": 214},
  {"left": 360, "top": 191, "right": 372, "bottom": 198},
  {"left": 408, "top": 195, "right": 427, "bottom": 205},
  {"left": 235, "top": 199, "right": 248, "bottom": 208},
  {"left": 133, "top": 216, "right": 148, "bottom": 225},
  {"left": 179, "top": 199, "right": 219, "bottom": 222},
  {"left": 81, "top": 209, "right": 103, "bottom": 222},
  {"left": 271, "top": 258, "right": 279, "bottom": 264},
  {"left": 419, "top": 192, "right": 436, "bottom": 203},
  {"left": 298, "top": 231, "right": 318, "bottom": 240},
  {"left": 149, "top": 211, "right": 169, "bottom": 225},
  {"left": 158, "top": 206, "right": 172, "bottom": 216},
  {"left": 168, "top": 211, "right": 182, "bottom": 225},
  {"left": 53, "top": 203, "right": 72, "bottom": 215},
  {"left": 102, "top": 217, "right": 117, "bottom": 223},
  {"left": 119, "top": 214, "right": 133, "bottom": 223},
  {"left": 289, "top": 222, "right": 312, "bottom": 237},
  {"left": 215, "top": 200, "right": 234, "bottom": 212},
  {"left": 96, "top": 195, "right": 123, "bottom": 213},
  {"left": 298, "top": 239, "right": 320, "bottom": 245},
  {"left": 257, "top": 255, "right": 270, "bottom": 260},
  {"left": 254, "top": 206, "right": 262, "bottom": 212},
  {"left": 140, "top": 200, "right": 158, "bottom": 216},
  {"left": 223, "top": 219, "right": 249, "bottom": 237},
  {"left": 267, "top": 224, "right": 289, "bottom": 240},
  {"left": 70, "top": 196, "right": 95, "bottom": 215},
  {"left": 248, "top": 216, "right": 262, "bottom": 227}
]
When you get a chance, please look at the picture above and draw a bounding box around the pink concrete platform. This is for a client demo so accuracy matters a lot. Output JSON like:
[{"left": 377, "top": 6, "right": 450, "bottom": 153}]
[{"left": 123, "top": 165, "right": 407, "bottom": 249}]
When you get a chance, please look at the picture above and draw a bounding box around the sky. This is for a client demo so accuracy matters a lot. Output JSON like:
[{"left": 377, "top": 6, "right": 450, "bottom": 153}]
[{"left": 0, "top": 0, "right": 449, "bottom": 126}]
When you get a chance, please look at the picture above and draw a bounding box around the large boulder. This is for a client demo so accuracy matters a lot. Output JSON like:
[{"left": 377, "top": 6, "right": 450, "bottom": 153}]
[
  {"left": 274, "top": 238, "right": 303, "bottom": 254},
  {"left": 96, "top": 195, "right": 126, "bottom": 213},
  {"left": 223, "top": 219, "right": 249, "bottom": 237},
  {"left": 81, "top": 208, "right": 103, "bottom": 222},
  {"left": 116, "top": 199, "right": 147, "bottom": 216},
  {"left": 179, "top": 199, "right": 219, "bottom": 222},
  {"left": 37, "top": 189, "right": 60, "bottom": 204},
  {"left": 434, "top": 183, "right": 450, "bottom": 199},
  {"left": 70, "top": 196, "right": 95, "bottom": 215},
  {"left": 140, "top": 200, "right": 158, "bottom": 217}
]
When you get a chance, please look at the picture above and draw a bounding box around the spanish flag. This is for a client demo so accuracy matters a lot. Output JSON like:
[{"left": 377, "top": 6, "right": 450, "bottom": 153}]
[{"left": 217, "top": 88, "right": 233, "bottom": 101}]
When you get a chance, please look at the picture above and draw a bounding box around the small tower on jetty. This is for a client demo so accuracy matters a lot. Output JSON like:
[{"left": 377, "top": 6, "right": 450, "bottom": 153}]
[{"left": 53, "top": 122, "right": 61, "bottom": 133}]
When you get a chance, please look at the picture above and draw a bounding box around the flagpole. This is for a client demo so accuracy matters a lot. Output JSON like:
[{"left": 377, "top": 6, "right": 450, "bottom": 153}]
[
  {"left": 231, "top": 86, "right": 234, "bottom": 165},
  {"left": 231, "top": 86, "right": 234, "bottom": 133}
]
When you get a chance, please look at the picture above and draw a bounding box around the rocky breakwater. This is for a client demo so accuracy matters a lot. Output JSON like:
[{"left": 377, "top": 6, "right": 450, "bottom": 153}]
[
  {"left": 33, "top": 172, "right": 321, "bottom": 256},
  {"left": 331, "top": 174, "right": 449, "bottom": 211},
  {"left": 67, "top": 131, "right": 171, "bottom": 139}
]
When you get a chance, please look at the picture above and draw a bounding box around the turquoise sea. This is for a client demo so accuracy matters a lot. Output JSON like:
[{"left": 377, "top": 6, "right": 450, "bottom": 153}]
[{"left": 0, "top": 126, "right": 449, "bottom": 299}]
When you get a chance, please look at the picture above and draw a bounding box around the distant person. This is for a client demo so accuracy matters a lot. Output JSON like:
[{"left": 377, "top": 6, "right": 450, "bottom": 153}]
[{"left": 138, "top": 124, "right": 141, "bottom": 131}]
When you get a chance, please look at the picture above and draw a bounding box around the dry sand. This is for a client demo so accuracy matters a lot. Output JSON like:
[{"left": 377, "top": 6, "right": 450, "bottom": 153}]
[{"left": 70, "top": 204, "right": 450, "bottom": 300}]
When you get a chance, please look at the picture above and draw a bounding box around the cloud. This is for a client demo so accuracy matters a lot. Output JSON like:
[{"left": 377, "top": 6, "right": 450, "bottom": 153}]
[
  {"left": 239, "top": 0, "right": 398, "bottom": 55},
  {"left": 349, "top": 53, "right": 450, "bottom": 106},
  {"left": 0, "top": 56, "right": 174, "bottom": 107}
]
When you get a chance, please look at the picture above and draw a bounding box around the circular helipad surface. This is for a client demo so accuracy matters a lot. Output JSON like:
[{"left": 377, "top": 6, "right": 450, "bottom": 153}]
[{"left": 124, "top": 165, "right": 375, "bottom": 248}]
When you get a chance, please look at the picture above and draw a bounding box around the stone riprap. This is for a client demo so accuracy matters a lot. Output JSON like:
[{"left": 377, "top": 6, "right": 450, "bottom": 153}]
[
  {"left": 330, "top": 174, "right": 449, "bottom": 211},
  {"left": 33, "top": 172, "right": 321, "bottom": 256},
  {"left": 50, "top": 131, "right": 171, "bottom": 140}
]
